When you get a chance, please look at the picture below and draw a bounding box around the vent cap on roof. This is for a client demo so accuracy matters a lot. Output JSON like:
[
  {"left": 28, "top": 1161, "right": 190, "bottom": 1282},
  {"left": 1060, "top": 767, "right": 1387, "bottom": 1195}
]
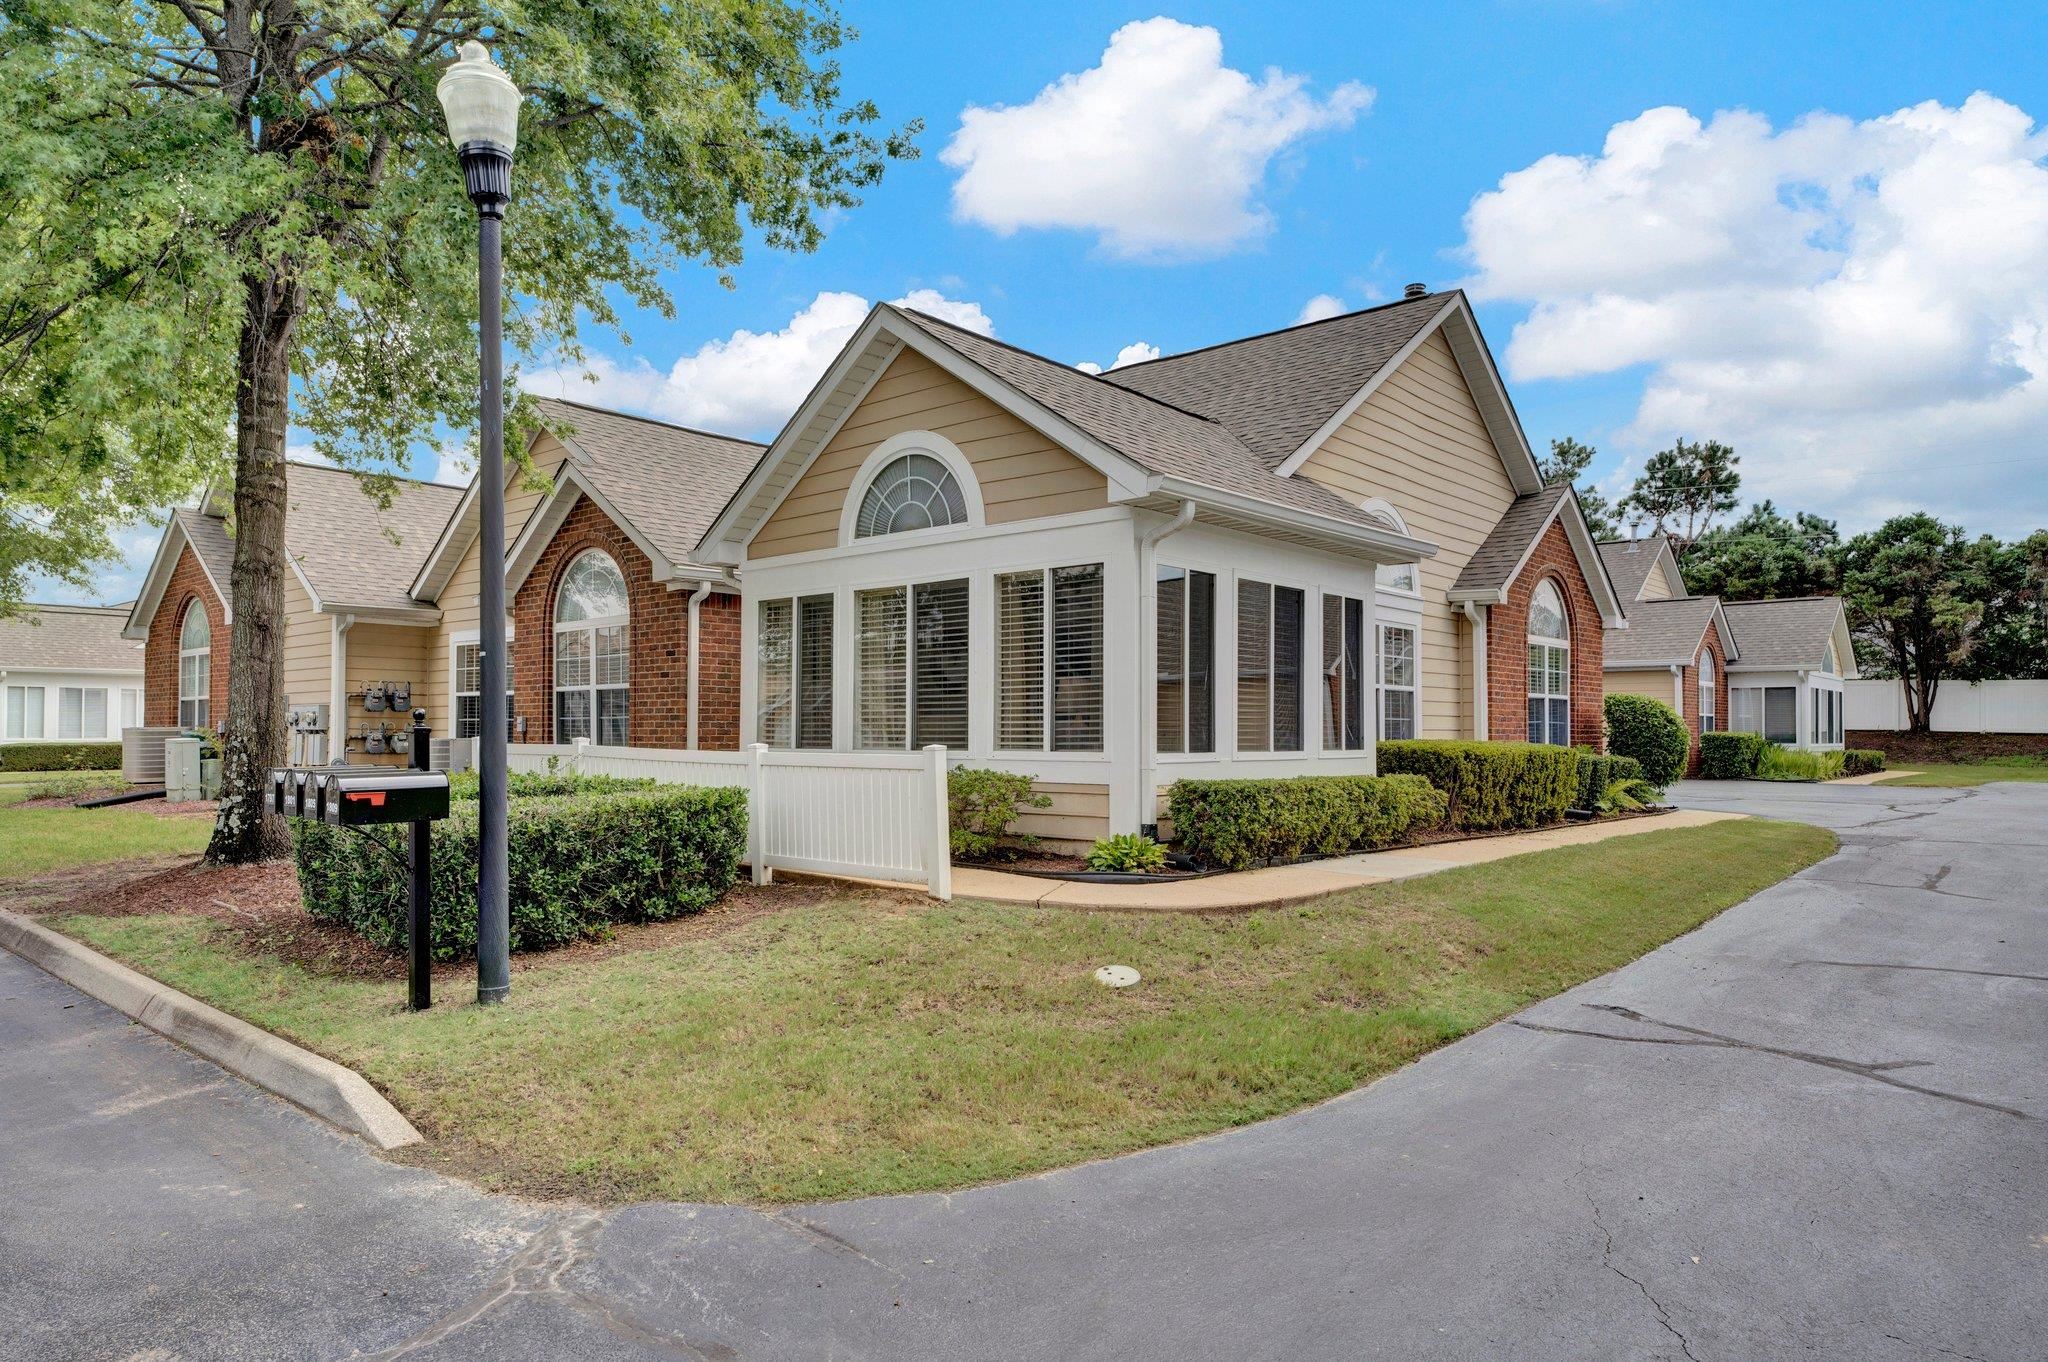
[{"left": 1403, "top": 282, "right": 1428, "bottom": 300}]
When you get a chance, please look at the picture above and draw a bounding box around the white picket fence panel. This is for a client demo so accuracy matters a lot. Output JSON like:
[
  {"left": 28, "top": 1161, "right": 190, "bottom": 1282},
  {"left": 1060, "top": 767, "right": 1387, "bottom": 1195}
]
[
  {"left": 1845, "top": 678, "right": 2048, "bottom": 734},
  {"left": 497, "top": 739, "right": 951, "bottom": 899}
]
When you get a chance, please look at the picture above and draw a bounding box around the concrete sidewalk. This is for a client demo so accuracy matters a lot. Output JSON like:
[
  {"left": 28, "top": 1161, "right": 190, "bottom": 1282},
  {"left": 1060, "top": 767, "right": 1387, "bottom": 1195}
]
[{"left": 953, "top": 808, "right": 1743, "bottom": 909}]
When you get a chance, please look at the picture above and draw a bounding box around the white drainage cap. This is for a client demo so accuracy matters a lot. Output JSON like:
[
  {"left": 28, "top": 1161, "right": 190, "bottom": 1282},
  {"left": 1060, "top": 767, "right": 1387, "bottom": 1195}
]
[{"left": 1093, "top": 965, "right": 1141, "bottom": 989}]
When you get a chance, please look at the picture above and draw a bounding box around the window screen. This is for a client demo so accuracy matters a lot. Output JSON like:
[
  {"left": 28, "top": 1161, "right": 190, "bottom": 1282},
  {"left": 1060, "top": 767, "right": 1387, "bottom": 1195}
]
[
  {"left": 997, "top": 571, "right": 1046, "bottom": 751},
  {"left": 1764, "top": 686, "right": 1797, "bottom": 744},
  {"left": 911, "top": 578, "right": 969, "bottom": 749},
  {"left": 1157, "top": 567, "right": 1216, "bottom": 755},
  {"left": 797, "top": 596, "right": 833, "bottom": 749},
  {"left": 857, "top": 587, "right": 907, "bottom": 749},
  {"left": 1236, "top": 580, "right": 1303, "bottom": 752},
  {"left": 758, "top": 599, "right": 793, "bottom": 747},
  {"left": 1321, "top": 595, "right": 1369, "bottom": 750},
  {"left": 1051, "top": 564, "right": 1103, "bottom": 752}
]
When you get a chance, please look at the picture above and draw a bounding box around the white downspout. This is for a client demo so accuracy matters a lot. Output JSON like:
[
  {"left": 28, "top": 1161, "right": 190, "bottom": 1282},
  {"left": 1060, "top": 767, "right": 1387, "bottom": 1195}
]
[
  {"left": 329, "top": 614, "right": 354, "bottom": 765},
  {"left": 1671, "top": 664, "right": 1684, "bottom": 718},
  {"left": 1137, "top": 501, "right": 1197, "bottom": 835},
  {"left": 686, "top": 580, "right": 714, "bottom": 750},
  {"left": 1461, "top": 601, "right": 1489, "bottom": 740}
]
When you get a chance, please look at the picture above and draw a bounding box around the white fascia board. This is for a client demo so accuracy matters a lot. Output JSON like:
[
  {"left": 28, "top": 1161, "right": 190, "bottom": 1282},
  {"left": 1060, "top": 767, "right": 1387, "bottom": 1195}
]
[
  {"left": 502, "top": 466, "right": 677, "bottom": 596},
  {"left": 121, "top": 515, "right": 232, "bottom": 639},
  {"left": 1274, "top": 298, "right": 1460, "bottom": 478},
  {"left": 1604, "top": 657, "right": 1694, "bottom": 670},
  {"left": 1435, "top": 296, "right": 1544, "bottom": 494},
  {"left": 408, "top": 477, "right": 479, "bottom": 602},
  {"left": 1153, "top": 477, "right": 1438, "bottom": 564}
]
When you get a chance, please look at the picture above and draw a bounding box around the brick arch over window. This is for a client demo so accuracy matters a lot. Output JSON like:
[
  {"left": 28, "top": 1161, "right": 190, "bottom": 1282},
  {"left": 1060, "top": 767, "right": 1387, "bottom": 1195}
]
[
  {"left": 1485, "top": 518, "right": 1605, "bottom": 751},
  {"left": 143, "top": 550, "right": 230, "bottom": 728},
  {"left": 509, "top": 495, "right": 741, "bottom": 749}
]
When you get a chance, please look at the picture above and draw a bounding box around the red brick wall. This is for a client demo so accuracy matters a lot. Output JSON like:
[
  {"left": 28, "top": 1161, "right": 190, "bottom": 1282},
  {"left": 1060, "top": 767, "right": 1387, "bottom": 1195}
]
[
  {"left": 143, "top": 545, "right": 230, "bottom": 729},
  {"left": 1486, "top": 519, "right": 1607, "bottom": 751},
  {"left": 509, "top": 495, "right": 741, "bottom": 749},
  {"left": 1677, "top": 616, "right": 1732, "bottom": 774}
]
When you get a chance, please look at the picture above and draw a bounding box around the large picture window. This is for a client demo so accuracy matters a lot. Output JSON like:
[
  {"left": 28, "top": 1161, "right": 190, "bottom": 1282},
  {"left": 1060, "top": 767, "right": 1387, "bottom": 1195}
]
[
  {"left": 1320, "top": 594, "right": 1367, "bottom": 751},
  {"left": 454, "top": 640, "right": 514, "bottom": 741},
  {"left": 1379, "top": 624, "right": 1418, "bottom": 741},
  {"left": 553, "top": 551, "right": 629, "bottom": 745},
  {"left": 58, "top": 687, "right": 107, "bottom": 740},
  {"left": 855, "top": 454, "right": 968, "bottom": 539},
  {"left": 1237, "top": 579, "right": 1305, "bottom": 753},
  {"left": 858, "top": 579, "right": 969, "bottom": 749},
  {"left": 178, "top": 603, "right": 210, "bottom": 728},
  {"left": 1526, "top": 580, "right": 1570, "bottom": 746},
  {"left": 1156, "top": 567, "right": 1215, "bottom": 755},
  {"left": 997, "top": 564, "right": 1104, "bottom": 752},
  {"left": 760, "top": 596, "right": 836, "bottom": 749}
]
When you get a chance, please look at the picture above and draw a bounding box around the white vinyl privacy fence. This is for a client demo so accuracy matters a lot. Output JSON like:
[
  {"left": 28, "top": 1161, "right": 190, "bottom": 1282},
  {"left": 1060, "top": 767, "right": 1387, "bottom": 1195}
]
[
  {"left": 1846, "top": 679, "right": 2048, "bottom": 734},
  {"left": 496, "top": 740, "right": 952, "bottom": 899}
]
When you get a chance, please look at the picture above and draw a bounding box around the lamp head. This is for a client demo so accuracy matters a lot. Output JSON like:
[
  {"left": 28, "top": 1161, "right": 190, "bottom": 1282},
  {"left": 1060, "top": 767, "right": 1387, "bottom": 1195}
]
[{"left": 436, "top": 41, "right": 520, "bottom": 157}]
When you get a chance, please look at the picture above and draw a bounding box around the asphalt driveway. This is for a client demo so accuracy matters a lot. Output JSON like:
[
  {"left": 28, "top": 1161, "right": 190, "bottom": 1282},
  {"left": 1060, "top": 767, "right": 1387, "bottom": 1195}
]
[{"left": 4, "top": 780, "right": 2042, "bottom": 1360}]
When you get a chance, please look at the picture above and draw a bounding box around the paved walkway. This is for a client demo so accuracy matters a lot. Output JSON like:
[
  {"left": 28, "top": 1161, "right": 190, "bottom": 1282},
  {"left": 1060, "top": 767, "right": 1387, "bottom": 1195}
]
[
  {"left": 4, "top": 781, "right": 2042, "bottom": 1360},
  {"left": 954, "top": 807, "right": 1742, "bottom": 908}
]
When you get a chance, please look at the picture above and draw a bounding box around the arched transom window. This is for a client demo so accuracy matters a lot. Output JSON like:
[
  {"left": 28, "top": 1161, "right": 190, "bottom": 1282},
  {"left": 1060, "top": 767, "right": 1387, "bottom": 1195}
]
[
  {"left": 178, "top": 603, "right": 210, "bottom": 728},
  {"left": 553, "top": 550, "right": 629, "bottom": 745},
  {"left": 855, "top": 453, "right": 968, "bottom": 539},
  {"left": 1699, "top": 649, "right": 1717, "bottom": 732},
  {"left": 1527, "top": 579, "right": 1570, "bottom": 746}
]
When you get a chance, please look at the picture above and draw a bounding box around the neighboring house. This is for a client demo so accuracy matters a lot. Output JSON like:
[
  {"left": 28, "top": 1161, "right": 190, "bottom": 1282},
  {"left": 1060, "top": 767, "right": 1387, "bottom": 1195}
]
[
  {"left": 1, "top": 604, "right": 146, "bottom": 744},
  {"left": 1599, "top": 533, "right": 1853, "bottom": 760},
  {"left": 698, "top": 290, "right": 1626, "bottom": 844},
  {"left": 123, "top": 403, "right": 761, "bottom": 768}
]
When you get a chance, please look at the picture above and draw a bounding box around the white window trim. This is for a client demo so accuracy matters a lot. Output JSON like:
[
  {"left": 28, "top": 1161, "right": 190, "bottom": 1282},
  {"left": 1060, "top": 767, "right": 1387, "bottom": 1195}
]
[
  {"left": 1234, "top": 573, "right": 1312, "bottom": 758},
  {"left": 837, "top": 430, "right": 986, "bottom": 548},
  {"left": 1527, "top": 579, "right": 1571, "bottom": 747},
  {"left": 1378, "top": 621, "right": 1420, "bottom": 742},
  {"left": 179, "top": 604, "right": 211, "bottom": 729},
  {"left": 995, "top": 563, "right": 1105, "bottom": 754},
  {"left": 854, "top": 571, "right": 972, "bottom": 751},
  {"left": 5, "top": 685, "right": 45, "bottom": 741},
  {"left": 755, "top": 594, "right": 834, "bottom": 749},
  {"left": 1357, "top": 498, "right": 1422, "bottom": 597},
  {"left": 449, "top": 628, "right": 515, "bottom": 742},
  {"left": 1155, "top": 563, "right": 1218, "bottom": 758},
  {"left": 552, "top": 550, "right": 630, "bottom": 745},
  {"left": 1698, "top": 650, "right": 1717, "bottom": 732}
]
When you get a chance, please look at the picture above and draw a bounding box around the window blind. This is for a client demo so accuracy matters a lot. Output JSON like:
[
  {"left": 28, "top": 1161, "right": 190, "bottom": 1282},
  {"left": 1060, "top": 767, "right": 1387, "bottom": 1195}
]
[
  {"left": 1765, "top": 686, "right": 1797, "bottom": 743},
  {"left": 1344, "top": 598, "right": 1366, "bottom": 749},
  {"left": 998, "top": 571, "right": 1046, "bottom": 750},
  {"left": 797, "top": 595, "right": 833, "bottom": 749},
  {"left": 1272, "top": 586, "right": 1304, "bottom": 752},
  {"left": 758, "top": 599, "right": 793, "bottom": 746},
  {"left": 1187, "top": 570, "right": 1214, "bottom": 753},
  {"left": 858, "top": 587, "right": 907, "bottom": 748},
  {"left": 1237, "top": 579, "right": 1271, "bottom": 751},
  {"left": 912, "top": 578, "right": 970, "bottom": 749},
  {"left": 1051, "top": 564, "right": 1103, "bottom": 752},
  {"left": 58, "top": 687, "right": 81, "bottom": 740},
  {"left": 1157, "top": 567, "right": 1185, "bottom": 754}
]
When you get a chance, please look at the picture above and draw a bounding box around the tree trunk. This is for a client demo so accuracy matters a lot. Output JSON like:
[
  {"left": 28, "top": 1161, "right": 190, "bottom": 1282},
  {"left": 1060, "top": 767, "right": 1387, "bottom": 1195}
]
[{"left": 206, "top": 268, "right": 303, "bottom": 864}]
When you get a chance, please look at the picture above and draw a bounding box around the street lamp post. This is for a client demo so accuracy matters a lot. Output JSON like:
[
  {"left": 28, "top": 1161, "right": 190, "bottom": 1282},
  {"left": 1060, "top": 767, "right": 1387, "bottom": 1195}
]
[{"left": 437, "top": 41, "right": 520, "bottom": 1004}]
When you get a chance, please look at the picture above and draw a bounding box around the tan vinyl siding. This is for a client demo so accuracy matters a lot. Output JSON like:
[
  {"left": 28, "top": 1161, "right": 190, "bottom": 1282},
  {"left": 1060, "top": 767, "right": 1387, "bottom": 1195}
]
[
  {"left": 339, "top": 621, "right": 433, "bottom": 765},
  {"left": 1296, "top": 329, "right": 1518, "bottom": 738},
  {"left": 1012, "top": 781, "right": 1110, "bottom": 854},
  {"left": 1640, "top": 558, "right": 1677, "bottom": 602},
  {"left": 750, "top": 349, "right": 1107, "bottom": 559},
  {"left": 1605, "top": 668, "right": 1677, "bottom": 701},
  {"left": 280, "top": 570, "right": 331, "bottom": 705}
]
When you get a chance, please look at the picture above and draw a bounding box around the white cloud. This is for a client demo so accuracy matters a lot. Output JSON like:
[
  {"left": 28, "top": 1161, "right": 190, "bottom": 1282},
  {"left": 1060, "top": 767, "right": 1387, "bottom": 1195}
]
[
  {"left": 524, "top": 289, "right": 994, "bottom": 438},
  {"left": 941, "top": 18, "right": 1371, "bottom": 259},
  {"left": 423, "top": 438, "right": 474, "bottom": 487},
  {"left": 1294, "top": 294, "right": 1349, "bottom": 325},
  {"left": 1462, "top": 93, "right": 2048, "bottom": 536},
  {"left": 1076, "top": 341, "right": 1162, "bottom": 375}
]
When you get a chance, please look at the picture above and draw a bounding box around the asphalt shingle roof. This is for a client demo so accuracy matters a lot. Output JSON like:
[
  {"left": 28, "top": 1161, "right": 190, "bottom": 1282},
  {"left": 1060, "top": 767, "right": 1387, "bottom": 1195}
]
[
  {"left": 281, "top": 464, "right": 465, "bottom": 613},
  {"left": 0, "top": 604, "right": 144, "bottom": 672},
  {"left": 1605, "top": 596, "right": 1722, "bottom": 666},
  {"left": 1101, "top": 293, "right": 1451, "bottom": 467},
  {"left": 535, "top": 398, "right": 765, "bottom": 569},
  {"left": 1449, "top": 482, "right": 1573, "bottom": 596},
  {"left": 171, "top": 507, "right": 236, "bottom": 598},
  {"left": 1721, "top": 597, "right": 1847, "bottom": 670},
  {"left": 1597, "top": 535, "right": 1678, "bottom": 603}
]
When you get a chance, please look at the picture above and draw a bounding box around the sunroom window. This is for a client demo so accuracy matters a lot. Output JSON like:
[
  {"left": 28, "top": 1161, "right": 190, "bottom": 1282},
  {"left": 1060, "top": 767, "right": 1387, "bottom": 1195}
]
[
  {"left": 758, "top": 595, "right": 833, "bottom": 749},
  {"left": 997, "top": 564, "right": 1104, "bottom": 752},
  {"left": 1156, "top": 567, "right": 1215, "bottom": 755},
  {"left": 1321, "top": 594, "right": 1367, "bottom": 751},
  {"left": 1237, "top": 579, "right": 1305, "bottom": 753},
  {"left": 857, "top": 579, "right": 968, "bottom": 749}
]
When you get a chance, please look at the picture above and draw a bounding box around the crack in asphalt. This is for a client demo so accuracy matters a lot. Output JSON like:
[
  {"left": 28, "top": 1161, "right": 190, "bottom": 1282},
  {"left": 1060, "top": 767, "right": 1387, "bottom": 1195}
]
[
  {"left": 357, "top": 1211, "right": 737, "bottom": 1361},
  {"left": 1515, "top": 1004, "right": 2031, "bottom": 1120},
  {"left": 1883, "top": 1330, "right": 1992, "bottom": 1361},
  {"left": 1792, "top": 959, "right": 2048, "bottom": 984},
  {"left": 1581, "top": 1185, "right": 1700, "bottom": 1362}
]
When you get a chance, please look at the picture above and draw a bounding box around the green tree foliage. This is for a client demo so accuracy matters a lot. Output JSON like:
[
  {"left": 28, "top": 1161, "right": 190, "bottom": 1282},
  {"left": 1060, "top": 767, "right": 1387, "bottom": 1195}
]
[
  {"left": 0, "top": 0, "right": 915, "bottom": 858},
  {"left": 1682, "top": 500, "right": 1842, "bottom": 601},
  {"left": 1618, "top": 437, "right": 1741, "bottom": 556},
  {"left": 1537, "top": 436, "right": 1618, "bottom": 539}
]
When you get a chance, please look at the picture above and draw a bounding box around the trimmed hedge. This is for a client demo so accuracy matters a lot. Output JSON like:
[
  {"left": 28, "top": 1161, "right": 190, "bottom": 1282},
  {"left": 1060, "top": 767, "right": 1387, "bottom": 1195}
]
[
  {"left": 1572, "top": 750, "right": 1645, "bottom": 811},
  {"left": 445, "top": 769, "right": 656, "bottom": 800},
  {"left": 1376, "top": 740, "right": 1581, "bottom": 831},
  {"left": 1698, "top": 731, "right": 1767, "bottom": 780},
  {"left": 292, "top": 786, "right": 746, "bottom": 960},
  {"left": 1604, "top": 694, "right": 1689, "bottom": 788},
  {"left": 1843, "top": 749, "right": 1887, "bottom": 776},
  {"left": 1167, "top": 774, "right": 1448, "bottom": 872},
  {"left": 1, "top": 741, "right": 123, "bottom": 772}
]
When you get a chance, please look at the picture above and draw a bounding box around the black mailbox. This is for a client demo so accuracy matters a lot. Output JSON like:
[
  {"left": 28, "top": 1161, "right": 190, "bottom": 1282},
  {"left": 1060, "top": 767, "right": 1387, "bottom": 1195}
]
[{"left": 270, "top": 766, "right": 450, "bottom": 827}]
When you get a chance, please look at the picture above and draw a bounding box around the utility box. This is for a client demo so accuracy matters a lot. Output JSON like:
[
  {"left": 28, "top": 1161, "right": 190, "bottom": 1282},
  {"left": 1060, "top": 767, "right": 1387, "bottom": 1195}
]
[{"left": 165, "top": 737, "right": 204, "bottom": 801}]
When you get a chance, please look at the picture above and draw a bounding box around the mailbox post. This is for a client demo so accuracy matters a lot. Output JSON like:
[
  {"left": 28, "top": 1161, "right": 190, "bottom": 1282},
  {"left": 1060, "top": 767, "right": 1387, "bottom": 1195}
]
[{"left": 272, "top": 739, "right": 451, "bottom": 1013}]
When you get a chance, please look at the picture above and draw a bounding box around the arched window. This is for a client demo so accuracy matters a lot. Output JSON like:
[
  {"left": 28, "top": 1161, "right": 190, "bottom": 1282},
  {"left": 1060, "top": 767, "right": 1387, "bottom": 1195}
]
[
  {"left": 1699, "top": 649, "right": 1717, "bottom": 732},
  {"left": 178, "top": 603, "right": 210, "bottom": 728},
  {"left": 553, "top": 550, "right": 629, "bottom": 745},
  {"left": 855, "top": 453, "right": 968, "bottom": 539},
  {"left": 1527, "top": 580, "right": 1570, "bottom": 745},
  {"left": 1823, "top": 636, "right": 1839, "bottom": 674}
]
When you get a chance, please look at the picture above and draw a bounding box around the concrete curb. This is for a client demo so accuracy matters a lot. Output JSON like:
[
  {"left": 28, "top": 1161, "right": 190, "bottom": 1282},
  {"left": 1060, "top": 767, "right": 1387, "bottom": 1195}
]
[{"left": 0, "top": 908, "right": 422, "bottom": 1150}]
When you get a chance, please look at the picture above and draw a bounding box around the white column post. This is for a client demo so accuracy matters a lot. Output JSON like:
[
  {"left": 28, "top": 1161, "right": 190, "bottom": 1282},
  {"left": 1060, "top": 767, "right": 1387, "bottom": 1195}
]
[
  {"left": 328, "top": 614, "right": 354, "bottom": 764},
  {"left": 922, "top": 743, "right": 952, "bottom": 902},
  {"left": 747, "top": 742, "right": 771, "bottom": 886}
]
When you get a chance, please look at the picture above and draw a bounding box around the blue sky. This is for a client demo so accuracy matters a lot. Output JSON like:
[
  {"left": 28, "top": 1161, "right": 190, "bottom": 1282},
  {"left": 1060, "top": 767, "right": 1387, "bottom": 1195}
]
[{"left": 44, "top": 0, "right": 2048, "bottom": 605}]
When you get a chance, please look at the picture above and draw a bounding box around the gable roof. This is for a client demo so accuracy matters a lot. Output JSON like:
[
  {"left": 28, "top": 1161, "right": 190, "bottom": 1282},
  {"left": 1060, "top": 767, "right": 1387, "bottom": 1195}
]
[
  {"left": 283, "top": 463, "right": 464, "bottom": 617},
  {"left": 1604, "top": 596, "right": 1731, "bottom": 667},
  {"left": 1597, "top": 534, "right": 1685, "bottom": 603},
  {"left": 123, "top": 507, "right": 235, "bottom": 639},
  {"left": 0, "top": 604, "right": 145, "bottom": 673},
  {"left": 1722, "top": 597, "right": 1852, "bottom": 672},
  {"left": 1101, "top": 293, "right": 1449, "bottom": 467},
  {"left": 1448, "top": 482, "right": 1630, "bottom": 627}
]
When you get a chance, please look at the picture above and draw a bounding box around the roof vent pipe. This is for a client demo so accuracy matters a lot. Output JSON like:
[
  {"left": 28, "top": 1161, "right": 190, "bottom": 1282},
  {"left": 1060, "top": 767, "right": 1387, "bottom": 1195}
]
[{"left": 1404, "top": 282, "right": 1428, "bottom": 300}]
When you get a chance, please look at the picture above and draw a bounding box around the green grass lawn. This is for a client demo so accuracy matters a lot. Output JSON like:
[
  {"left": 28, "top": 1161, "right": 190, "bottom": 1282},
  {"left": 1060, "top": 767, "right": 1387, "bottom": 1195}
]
[
  {"left": 1879, "top": 755, "right": 2048, "bottom": 787},
  {"left": 0, "top": 787, "right": 209, "bottom": 878},
  {"left": 50, "top": 817, "right": 1833, "bottom": 1206}
]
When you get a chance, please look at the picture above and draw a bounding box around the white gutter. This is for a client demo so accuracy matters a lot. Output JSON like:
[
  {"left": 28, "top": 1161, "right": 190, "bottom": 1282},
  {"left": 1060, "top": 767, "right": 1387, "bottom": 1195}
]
[
  {"left": 1461, "top": 601, "right": 1489, "bottom": 741},
  {"left": 1136, "top": 501, "right": 1197, "bottom": 834},
  {"left": 685, "top": 579, "right": 714, "bottom": 750},
  {"left": 1149, "top": 478, "right": 1436, "bottom": 564},
  {"left": 329, "top": 614, "right": 354, "bottom": 765}
]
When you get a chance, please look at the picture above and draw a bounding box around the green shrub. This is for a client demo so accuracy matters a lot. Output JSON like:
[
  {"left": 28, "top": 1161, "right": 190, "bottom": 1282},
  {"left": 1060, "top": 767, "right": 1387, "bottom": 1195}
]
[
  {"left": 1842, "top": 749, "right": 1887, "bottom": 776},
  {"left": 948, "top": 767, "right": 1050, "bottom": 860},
  {"left": 1603, "top": 694, "right": 1689, "bottom": 788},
  {"left": 1376, "top": 740, "right": 1581, "bottom": 831},
  {"left": 1603, "top": 777, "right": 1660, "bottom": 811},
  {"left": 446, "top": 768, "right": 656, "bottom": 801},
  {"left": 1087, "top": 833, "right": 1168, "bottom": 874},
  {"left": 1167, "top": 774, "right": 1448, "bottom": 871},
  {"left": 1756, "top": 746, "right": 1846, "bottom": 782},
  {"left": 1, "top": 741, "right": 123, "bottom": 772},
  {"left": 1571, "top": 750, "right": 1646, "bottom": 812},
  {"left": 1698, "top": 731, "right": 1767, "bottom": 780},
  {"left": 291, "top": 786, "right": 746, "bottom": 960},
  {"left": 23, "top": 770, "right": 123, "bottom": 801}
]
